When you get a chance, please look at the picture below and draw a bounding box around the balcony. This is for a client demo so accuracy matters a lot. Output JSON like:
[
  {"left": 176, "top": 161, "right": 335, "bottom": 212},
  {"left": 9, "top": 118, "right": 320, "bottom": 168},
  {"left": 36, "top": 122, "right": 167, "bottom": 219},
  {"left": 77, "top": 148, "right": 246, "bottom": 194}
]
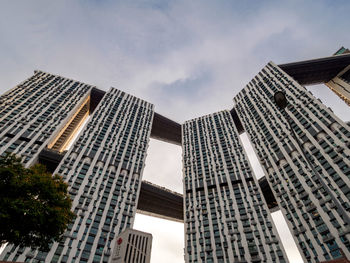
[
  {"left": 234, "top": 259, "right": 247, "bottom": 263},
  {"left": 322, "top": 234, "right": 335, "bottom": 243},
  {"left": 251, "top": 255, "right": 261, "bottom": 262},
  {"left": 244, "top": 227, "right": 252, "bottom": 233},
  {"left": 296, "top": 202, "right": 303, "bottom": 208},
  {"left": 26, "top": 251, "right": 35, "bottom": 258},
  {"left": 339, "top": 226, "right": 350, "bottom": 236},
  {"left": 266, "top": 237, "right": 279, "bottom": 244},
  {"left": 299, "top": 192, "right": 308, "bottom": 199},
  {"left": 299, "top": 226, "right": 306, "bottom": 233},
  {"left": 204, "top": 247, "right": 212, "bottom": 252},
  {"left": 319, "top": 195, "right": 332, "bottom": 205},
  {"left": 306, "top": 204, "right": 317, "bottom": 213},
  {"left": 248, "top": 246, "right": 259, "bottom": 255},
  {"left": 329, "top": 202, "right": 336, "bottom": 209}
]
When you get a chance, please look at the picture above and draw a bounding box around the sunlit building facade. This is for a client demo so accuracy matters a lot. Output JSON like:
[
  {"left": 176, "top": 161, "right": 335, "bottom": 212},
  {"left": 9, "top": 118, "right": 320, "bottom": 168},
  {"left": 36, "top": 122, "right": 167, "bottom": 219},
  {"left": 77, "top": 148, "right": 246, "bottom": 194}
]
[
  {"left": 233, "top": 62, "right": 350, "bottom": 262},
  {"left": 326, "top": 65, "right": 350, "bottom": 107},
  {"left": 0, "top": 70, "right": 93, "bottom": 165},
  {"left": 182, "top": 111, "right": 289, "bottom": 263}
]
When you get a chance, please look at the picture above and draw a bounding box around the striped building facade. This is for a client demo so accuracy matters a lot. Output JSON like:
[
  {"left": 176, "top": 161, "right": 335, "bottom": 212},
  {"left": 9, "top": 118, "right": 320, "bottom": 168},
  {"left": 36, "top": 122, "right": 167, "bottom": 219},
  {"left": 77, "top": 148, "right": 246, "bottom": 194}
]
[
  {"left": 0, "top": 70, "right": 93, "bottom": 166},
  {"left": 0, "top": 74, "right": 154, "bottom": 262},
  {"left": 233, "top": 62, "right": 350, "bottom": 262},
  {"left": 182, "top": 111, "right": 288, "bottom": 263}
]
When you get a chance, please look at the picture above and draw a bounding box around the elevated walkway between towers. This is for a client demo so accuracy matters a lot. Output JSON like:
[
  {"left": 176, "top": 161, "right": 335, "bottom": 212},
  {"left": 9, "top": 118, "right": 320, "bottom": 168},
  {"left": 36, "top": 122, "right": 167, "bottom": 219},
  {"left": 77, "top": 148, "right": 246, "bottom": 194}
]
[
  {"left": 279, "top": 53, "right": 350, "bottom": 85},
  {"left": 38, "top": 148, "right": 278, "bottom": 222},
  {"left": 37, "top": 52, "right": 350, "bottom": 222},
  {"left": 38, "top": 148, "right": 185, "bottom": 221}
]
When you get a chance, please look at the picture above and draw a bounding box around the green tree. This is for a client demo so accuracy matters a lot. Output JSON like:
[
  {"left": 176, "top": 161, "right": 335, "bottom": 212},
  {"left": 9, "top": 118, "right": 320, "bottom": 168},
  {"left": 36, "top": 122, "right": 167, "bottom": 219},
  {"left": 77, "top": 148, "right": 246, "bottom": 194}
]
[{"left": 0, "top": 154, "right": 75, "bottom": 251}]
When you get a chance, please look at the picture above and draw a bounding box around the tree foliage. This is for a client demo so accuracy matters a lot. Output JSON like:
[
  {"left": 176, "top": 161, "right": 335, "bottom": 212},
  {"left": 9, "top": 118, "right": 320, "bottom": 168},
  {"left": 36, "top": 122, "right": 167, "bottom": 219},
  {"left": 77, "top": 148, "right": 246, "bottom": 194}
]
[{"left": 0, "top": 154, "right": 75, "bottom": 251}]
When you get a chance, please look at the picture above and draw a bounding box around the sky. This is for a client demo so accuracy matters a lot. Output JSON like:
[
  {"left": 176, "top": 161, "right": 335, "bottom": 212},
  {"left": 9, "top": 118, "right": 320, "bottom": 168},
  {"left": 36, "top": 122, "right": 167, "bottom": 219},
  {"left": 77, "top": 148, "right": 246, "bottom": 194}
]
[{"left": 1, "top": 1, "right": 350, "bottom": 262}]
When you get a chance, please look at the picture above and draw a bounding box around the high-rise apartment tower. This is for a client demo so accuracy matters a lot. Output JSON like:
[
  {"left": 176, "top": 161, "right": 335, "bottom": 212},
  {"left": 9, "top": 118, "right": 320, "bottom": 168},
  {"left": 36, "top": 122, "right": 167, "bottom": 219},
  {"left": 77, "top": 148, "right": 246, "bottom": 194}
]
[
  {"left": 0, "top": 73, "right": 154, "bottom": 262},
  {"left": 0, "top": 70, "right": 93, "bottom": 166},
  {"left": 1, "top": 50, "right": 350, "bottom": 263},
  {"left": 326, "top": 65, "right": 350, "bottom": 106},
  {"left": 233, "top": 62, "right": 350, "bottom": 262},
  {"left": 182, "top": 111, "right": 289, "bottom": 262}
]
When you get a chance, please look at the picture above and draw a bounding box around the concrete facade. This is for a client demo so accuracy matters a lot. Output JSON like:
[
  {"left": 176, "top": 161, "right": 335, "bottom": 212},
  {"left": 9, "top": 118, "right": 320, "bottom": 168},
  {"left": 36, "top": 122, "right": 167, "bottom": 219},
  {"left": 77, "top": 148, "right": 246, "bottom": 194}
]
[
  {"left": 182, "top": 111, "right": 288, "bottom": 263},
  {"left": 0, "top": 70, "right": 93, "bottom": 166},
  {"left": 233, "top": 62, "right": 350, "bottom": 262},
  {"left": 1, "top": 50, "right": 350, "bottom": 262},
  {"left": 0, "top": 78, "right": 154, "bottom": 262}
]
